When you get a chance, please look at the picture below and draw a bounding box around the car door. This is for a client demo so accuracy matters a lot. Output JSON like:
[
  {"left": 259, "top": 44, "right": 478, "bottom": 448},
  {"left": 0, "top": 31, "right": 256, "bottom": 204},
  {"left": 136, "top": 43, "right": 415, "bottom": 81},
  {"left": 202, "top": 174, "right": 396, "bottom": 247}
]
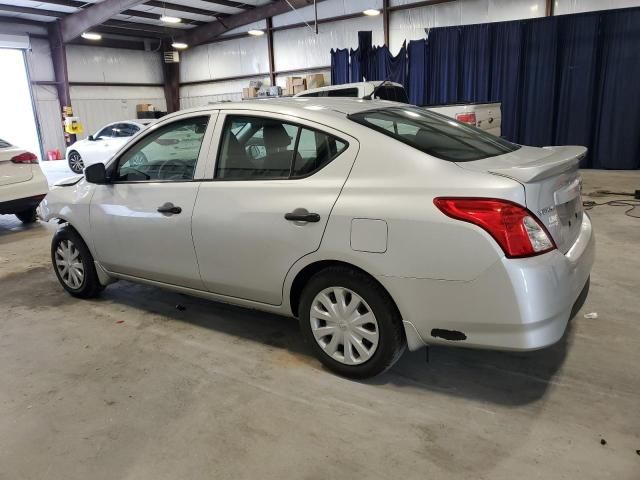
[
  {"left": 192, "top": 111, "right": 358, "bottom": 305},
  {"left": 90, "top": 113, "right": 217, "bottom": 289}
]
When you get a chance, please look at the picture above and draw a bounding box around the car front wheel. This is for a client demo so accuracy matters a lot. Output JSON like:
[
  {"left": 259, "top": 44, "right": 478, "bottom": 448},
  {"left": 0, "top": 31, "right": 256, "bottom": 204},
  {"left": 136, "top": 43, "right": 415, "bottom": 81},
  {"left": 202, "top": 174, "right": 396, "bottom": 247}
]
[
  {"left": 299, "top": 266, "right": 406, "bottom": 378},
  {"left": 51, "top": 226, "right": 103, "bottom": 298},
  {"left": 67, "top": 151, "right": 84, "bottom": 174}
]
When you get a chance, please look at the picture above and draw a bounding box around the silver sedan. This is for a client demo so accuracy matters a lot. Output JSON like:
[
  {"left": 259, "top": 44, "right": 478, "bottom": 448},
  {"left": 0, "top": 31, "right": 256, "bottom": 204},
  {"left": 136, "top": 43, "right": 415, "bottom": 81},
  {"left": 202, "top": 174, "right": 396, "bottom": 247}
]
[{"left": 40, "top": 98, "right": 594, "bottom": 378}]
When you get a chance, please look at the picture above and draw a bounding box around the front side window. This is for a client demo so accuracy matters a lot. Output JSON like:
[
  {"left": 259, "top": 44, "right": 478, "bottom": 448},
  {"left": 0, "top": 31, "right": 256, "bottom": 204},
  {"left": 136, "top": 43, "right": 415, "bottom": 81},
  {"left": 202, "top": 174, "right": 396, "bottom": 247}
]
[
  {"left": 95, "top": 126, "right": 115, "bottom": 139},
  {"left": 349, "top": 107, "right": 520, "bottom": 162},
  {"left": 216, "top": 116, "right": 347, "bottom": 180},
  {"left": 113, "top": 116, "right": 209, "bottom": 182}
]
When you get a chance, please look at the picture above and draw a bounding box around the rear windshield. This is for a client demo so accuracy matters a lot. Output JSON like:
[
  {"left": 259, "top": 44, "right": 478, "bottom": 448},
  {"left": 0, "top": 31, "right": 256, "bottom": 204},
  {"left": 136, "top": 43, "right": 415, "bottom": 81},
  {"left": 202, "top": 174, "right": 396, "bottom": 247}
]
[{"left": 348, "top": 107, "right": 520, "bottom": 162}]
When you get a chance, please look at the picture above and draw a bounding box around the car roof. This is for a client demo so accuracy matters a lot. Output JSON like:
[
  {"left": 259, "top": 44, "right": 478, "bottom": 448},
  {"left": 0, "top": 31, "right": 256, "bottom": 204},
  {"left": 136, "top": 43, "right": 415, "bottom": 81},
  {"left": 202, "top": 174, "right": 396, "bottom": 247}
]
[{"left": 165, "top": 97, "right": 403, "bottom": 124}]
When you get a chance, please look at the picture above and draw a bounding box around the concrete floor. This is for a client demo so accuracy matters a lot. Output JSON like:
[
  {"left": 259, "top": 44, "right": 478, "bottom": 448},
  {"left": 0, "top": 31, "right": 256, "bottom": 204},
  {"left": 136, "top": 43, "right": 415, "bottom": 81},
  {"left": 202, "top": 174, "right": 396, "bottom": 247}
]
[{"left": 1, "top": 167, "right": 639, "bottom": 479}]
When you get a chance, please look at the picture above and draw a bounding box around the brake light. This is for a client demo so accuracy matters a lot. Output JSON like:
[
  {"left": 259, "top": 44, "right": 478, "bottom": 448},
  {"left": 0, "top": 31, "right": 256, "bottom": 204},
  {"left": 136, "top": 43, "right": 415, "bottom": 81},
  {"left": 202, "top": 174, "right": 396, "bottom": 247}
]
[
  {"left": 434, "top": 197, "right": 556, "bottom": 258},
  {"left": 11, "top": 152, "right": 38, "bottom": 164},
  {"left": 456, "top": 112, "right": 477, "bottom": 125}
]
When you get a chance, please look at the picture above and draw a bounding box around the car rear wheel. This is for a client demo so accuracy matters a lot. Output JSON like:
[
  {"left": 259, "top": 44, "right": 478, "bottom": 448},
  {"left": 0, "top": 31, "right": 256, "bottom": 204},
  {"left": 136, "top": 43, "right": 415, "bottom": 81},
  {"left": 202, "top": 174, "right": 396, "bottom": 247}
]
[
  {"left": 299, "top": 266, "right": 406, "bottom": 378},
  {"left": 68, "top": 151, "right": 84, "bottom": 174},
  {"left": 51, "top": 226, "right": 103, "bottom": 298},
  {"left": 15, "top": 206, "right": 38, "bottom": 224}
]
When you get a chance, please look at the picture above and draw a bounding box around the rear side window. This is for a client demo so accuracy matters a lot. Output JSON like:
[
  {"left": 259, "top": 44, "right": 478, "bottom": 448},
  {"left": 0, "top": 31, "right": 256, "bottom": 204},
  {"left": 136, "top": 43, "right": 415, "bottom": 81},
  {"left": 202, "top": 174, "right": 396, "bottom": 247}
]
[
  {"left": 216, "top": 116, "right": 347, "bottom": 180},
  {"left": 349, "top": 107, "right": 520, "bottom": 162},
  {"left": 0, "top": 138, "right": 12, "bottom": 148}
]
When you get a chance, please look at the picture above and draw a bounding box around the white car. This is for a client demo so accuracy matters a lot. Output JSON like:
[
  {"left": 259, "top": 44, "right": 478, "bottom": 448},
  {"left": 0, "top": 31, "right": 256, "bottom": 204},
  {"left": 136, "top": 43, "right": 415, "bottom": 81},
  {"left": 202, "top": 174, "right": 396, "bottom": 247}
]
[
  {"left": 295, "top": 81, "right": 502, "bottom": 136},
  {"left": 40, "top": 98, "right": 594, "bottom": 378},
  {"left": 0, "top": 138, "right": 48, "bottom": 223},
  {"left": 66, "top": 120, "right": 153, "bottom": 173}
]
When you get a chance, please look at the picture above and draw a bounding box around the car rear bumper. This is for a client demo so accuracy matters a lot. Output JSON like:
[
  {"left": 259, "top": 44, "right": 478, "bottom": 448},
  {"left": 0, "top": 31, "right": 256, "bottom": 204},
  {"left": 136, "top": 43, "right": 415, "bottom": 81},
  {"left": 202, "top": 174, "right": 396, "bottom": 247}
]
[
  {"left": 378, "top": 213, "right": 595, "bottom": 351},
  {"left": 0, "top": 194, "right": 47, "bottom": 214}
]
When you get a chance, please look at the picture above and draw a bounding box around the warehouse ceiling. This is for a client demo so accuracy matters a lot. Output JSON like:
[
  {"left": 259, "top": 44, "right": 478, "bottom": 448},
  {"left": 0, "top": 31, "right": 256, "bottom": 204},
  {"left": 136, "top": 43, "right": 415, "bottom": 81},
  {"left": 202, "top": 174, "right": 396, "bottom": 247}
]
[{"left": 0, "top": 0, "right": 315, "bottom": 46}]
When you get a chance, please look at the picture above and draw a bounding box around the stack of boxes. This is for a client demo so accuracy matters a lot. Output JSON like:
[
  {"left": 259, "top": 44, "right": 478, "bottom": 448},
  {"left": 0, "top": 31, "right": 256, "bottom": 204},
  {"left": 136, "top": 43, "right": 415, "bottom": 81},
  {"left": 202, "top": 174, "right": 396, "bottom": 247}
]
[{"left": 243, "top": 73, "right": 326, "bottom": 99}]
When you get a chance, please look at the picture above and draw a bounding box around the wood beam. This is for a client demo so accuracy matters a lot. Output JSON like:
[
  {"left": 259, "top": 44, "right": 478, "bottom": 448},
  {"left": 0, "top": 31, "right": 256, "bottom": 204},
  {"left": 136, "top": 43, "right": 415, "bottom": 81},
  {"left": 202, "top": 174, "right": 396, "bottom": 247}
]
[
  {"left": 48, "top": 21, "right": 75, "bottom": 145},
  {"left": 180, "top": 0, "right": 327, "bottom": 47},
  {"left": 266, "top": 16, "right": 275, "bottom": 86},
  {"left": 383, "top": 0, "right": 389, "bottom": 46},
  {"left": 60, "top": 0, "right": 147, "bottom": 42},
  {"left": 161, "top": 41, "right": 180, "bottom": 113},
  {"left": 545, "top": 0, "right": 555, "bottom": 16}
]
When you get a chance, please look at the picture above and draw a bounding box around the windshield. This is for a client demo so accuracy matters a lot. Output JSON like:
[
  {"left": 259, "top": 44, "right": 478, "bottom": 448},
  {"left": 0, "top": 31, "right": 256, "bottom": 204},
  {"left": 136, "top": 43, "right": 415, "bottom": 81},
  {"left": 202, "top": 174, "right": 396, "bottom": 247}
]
[{"left": 348, "top": 107, "right": 520, "bottom": 162}]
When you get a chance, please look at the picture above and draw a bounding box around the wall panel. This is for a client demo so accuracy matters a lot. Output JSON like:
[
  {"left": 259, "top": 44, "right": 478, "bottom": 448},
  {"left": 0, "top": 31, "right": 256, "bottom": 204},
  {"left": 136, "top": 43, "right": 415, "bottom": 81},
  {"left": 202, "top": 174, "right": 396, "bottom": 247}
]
[
  {"left": 70, "top": 86, "right": 166, "bottom": 138},
  {"left": 66, "top": 45, "right": 163, "bottom": 84}
]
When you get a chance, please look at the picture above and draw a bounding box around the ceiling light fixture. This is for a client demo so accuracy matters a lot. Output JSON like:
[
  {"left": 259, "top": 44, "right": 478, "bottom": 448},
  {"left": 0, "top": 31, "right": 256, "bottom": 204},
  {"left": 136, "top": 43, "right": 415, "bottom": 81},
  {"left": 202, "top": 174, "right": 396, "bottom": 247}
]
[
  {"left": 81, "top": 32, "right": 102, "bottom": 40},
  {"left": 363, "top": 9, "right": 381, "bottom": 16},
  {"left": 172, "top": 42, "right": 188, "bottom": 49},
  {"left": 160, "top": 15, "right": 182, "bottom": 23},
  {"left": 248, "top": 29, "right": 265, "bottom": 36}
]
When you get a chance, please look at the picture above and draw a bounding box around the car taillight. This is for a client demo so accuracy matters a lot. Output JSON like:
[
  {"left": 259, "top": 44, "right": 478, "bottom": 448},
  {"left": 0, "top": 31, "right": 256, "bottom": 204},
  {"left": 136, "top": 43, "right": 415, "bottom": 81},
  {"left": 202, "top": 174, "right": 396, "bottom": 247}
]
[
  {"left": 11, "top": 152, "right": 38, "bottom": 164},
  {"left": 433, "top": 197, "right": 556, "bottom": 258},
  {"left": 456, "top": 112, "right": 477, "bottom": 125}
]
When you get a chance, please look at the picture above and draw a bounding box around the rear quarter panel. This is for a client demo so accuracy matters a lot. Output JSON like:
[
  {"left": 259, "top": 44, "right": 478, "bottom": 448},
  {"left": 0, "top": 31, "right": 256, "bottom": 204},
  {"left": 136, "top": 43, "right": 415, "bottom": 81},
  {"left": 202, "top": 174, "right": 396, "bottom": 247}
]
[{"left": 312, "top": 127, "right": 526, "bottom": 282}]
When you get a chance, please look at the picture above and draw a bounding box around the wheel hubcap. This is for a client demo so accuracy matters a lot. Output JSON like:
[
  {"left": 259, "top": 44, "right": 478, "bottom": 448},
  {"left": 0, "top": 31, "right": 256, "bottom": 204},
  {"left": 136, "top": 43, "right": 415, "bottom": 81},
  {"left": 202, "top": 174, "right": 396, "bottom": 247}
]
[
  {"left": 69, "top": 153, "right": 83, "bottom": 172},
  {"left": 55, "top": 240, "right": 85, "bottom": 289},
  {"left": 310, "top": 287, "right": 379, "bottom": 365}
]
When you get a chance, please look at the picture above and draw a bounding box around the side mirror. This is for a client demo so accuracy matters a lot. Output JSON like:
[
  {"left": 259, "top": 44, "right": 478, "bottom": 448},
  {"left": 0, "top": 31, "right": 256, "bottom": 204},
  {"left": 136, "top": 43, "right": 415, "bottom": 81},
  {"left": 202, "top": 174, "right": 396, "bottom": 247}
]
[
  {"left": 84, "top": 163, "right": 108, "bottom": 184},
  {"left": 88, "top": 135, "right": 94, "bottom": 141}
]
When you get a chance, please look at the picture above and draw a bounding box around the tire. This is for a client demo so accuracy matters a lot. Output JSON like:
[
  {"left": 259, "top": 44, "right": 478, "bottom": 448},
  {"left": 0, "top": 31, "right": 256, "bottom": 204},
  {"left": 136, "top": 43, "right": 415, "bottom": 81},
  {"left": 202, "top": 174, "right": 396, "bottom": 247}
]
[
  {"left": 299, "top": 266, "right": 406, "bottom": 378},
  {"left": 51, "top": 226, "right": 103, "bottom": 298},
  {"left": 15, "top": 206, "right": 38, "bottom": 224},
  {"left": 68, "top": 151, "right": 84, "bottom": 174}
]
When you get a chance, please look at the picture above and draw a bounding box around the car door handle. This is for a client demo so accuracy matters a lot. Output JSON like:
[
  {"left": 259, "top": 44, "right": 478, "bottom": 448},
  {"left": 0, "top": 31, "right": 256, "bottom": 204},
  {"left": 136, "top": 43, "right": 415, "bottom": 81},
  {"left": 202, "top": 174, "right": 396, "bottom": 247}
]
[
  {"left": 157, "top": 202, "right": 182, "bottom": 215},
  {"left": 285, "top": 210, "right": 320, "bottom": 223}
]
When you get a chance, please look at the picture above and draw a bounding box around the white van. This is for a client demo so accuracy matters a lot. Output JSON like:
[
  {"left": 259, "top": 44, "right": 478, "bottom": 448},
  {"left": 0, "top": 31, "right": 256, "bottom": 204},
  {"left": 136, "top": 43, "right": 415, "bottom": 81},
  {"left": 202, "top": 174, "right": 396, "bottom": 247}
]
[{"left": 295, "top": 81, "right": 502, "bottom": 136}]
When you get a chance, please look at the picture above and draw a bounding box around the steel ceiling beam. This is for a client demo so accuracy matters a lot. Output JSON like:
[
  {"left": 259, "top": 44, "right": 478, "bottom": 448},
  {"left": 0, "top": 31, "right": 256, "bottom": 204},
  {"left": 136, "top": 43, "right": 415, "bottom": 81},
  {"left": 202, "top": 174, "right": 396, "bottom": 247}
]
[
  {"left": 198, "top": 0, "right": 256, "bottom": 9},
  {"left": 60, "top": 0, "right": 148, "bottom": 42},
  {"left": 180, "top": 0, "right": 326, "bottom": 47}
]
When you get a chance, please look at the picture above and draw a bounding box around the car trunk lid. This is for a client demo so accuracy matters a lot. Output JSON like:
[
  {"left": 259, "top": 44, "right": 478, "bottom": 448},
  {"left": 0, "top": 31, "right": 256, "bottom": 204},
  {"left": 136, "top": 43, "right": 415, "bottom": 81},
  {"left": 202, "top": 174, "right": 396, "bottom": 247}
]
[
  {"left": 0, "top": 146, "right": 34, "bottom": 186},
  {"left": 457, "top": 145, "right": 586, "bottom": 253}
]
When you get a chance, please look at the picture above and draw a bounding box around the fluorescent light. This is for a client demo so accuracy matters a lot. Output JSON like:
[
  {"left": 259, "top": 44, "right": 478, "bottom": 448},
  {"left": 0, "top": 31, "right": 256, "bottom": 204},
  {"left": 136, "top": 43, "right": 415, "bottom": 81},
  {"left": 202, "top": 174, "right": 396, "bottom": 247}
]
[
  {"left": 160, "top": 15, "right": 181, "bottom": 23},
  {"left": 363, "top": 9, "right": 381, "bottom": 16},
  {"left": 81, "top": 32, "right": 102, "bottom": 40},
  {"left": 248, "top": 29, "right": 265, "bottom": 36},
  {"left": 171, "top": 42, "right": 188, "bottom": 49}
]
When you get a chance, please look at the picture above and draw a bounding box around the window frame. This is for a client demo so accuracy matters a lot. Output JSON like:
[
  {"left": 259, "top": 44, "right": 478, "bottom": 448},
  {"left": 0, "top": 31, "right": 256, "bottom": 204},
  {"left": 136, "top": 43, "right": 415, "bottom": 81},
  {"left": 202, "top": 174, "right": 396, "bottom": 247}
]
[
  {"left": 213, "top": 113, "right": 350, "bottom": 182},
  {"left": 106, "top": 113, "right": 215, "bottom": 184}
]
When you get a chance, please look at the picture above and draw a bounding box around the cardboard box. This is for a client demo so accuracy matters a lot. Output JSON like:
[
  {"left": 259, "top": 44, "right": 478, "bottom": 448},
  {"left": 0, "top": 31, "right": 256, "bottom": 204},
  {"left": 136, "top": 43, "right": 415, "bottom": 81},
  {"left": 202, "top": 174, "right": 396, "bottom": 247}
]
[
  {"left": 243, "top": 87, "right": 258, "bottom": 98},
  {"left": 285, "top": 76, "right": 304, "bottom": 95},
  {"left": 136, "top": 103, "right": 154, "bottom": 112},
  {"left": 293, "top": 84, "right": 306, "bottom": 95},
  {"left": 306, "top": 73, "right": 325, "bottom": 89}
]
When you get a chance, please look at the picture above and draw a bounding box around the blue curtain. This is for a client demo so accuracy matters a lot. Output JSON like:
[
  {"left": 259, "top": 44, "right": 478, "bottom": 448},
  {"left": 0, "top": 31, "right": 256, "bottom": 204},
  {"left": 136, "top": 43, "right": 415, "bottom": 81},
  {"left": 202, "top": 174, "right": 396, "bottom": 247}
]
[
  {"left": 427, "top": 27, "right": 460, "bottom": 105},
  {"left": 330, "top": 48, "right": 350, "bottom": 85},
  {"left": 358, "top": 31, "right": 374, "bottom": 81},
  {"left": 489, "top": 21, "right": 524, "bottom": 141},
  {"left": 407, "top": 39, "right": 428, "bottom": 106},
  {"left": 518, "top": 17, "right": 560, "bottom": 147},
  {"left": 554, "top": 13, "right": 600, "bottom": 167},
  {"left": 371, "top": 43, "right": 408, "bottom": 86},
  {"left": 592, "top": 9, "right": 640, "bottom": 169},
  {"left": 460, "top": 24, "right": 491, "bottom": 102},
  {"left": 349, "top": 48, "right": 361, "bottom": 83}
]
